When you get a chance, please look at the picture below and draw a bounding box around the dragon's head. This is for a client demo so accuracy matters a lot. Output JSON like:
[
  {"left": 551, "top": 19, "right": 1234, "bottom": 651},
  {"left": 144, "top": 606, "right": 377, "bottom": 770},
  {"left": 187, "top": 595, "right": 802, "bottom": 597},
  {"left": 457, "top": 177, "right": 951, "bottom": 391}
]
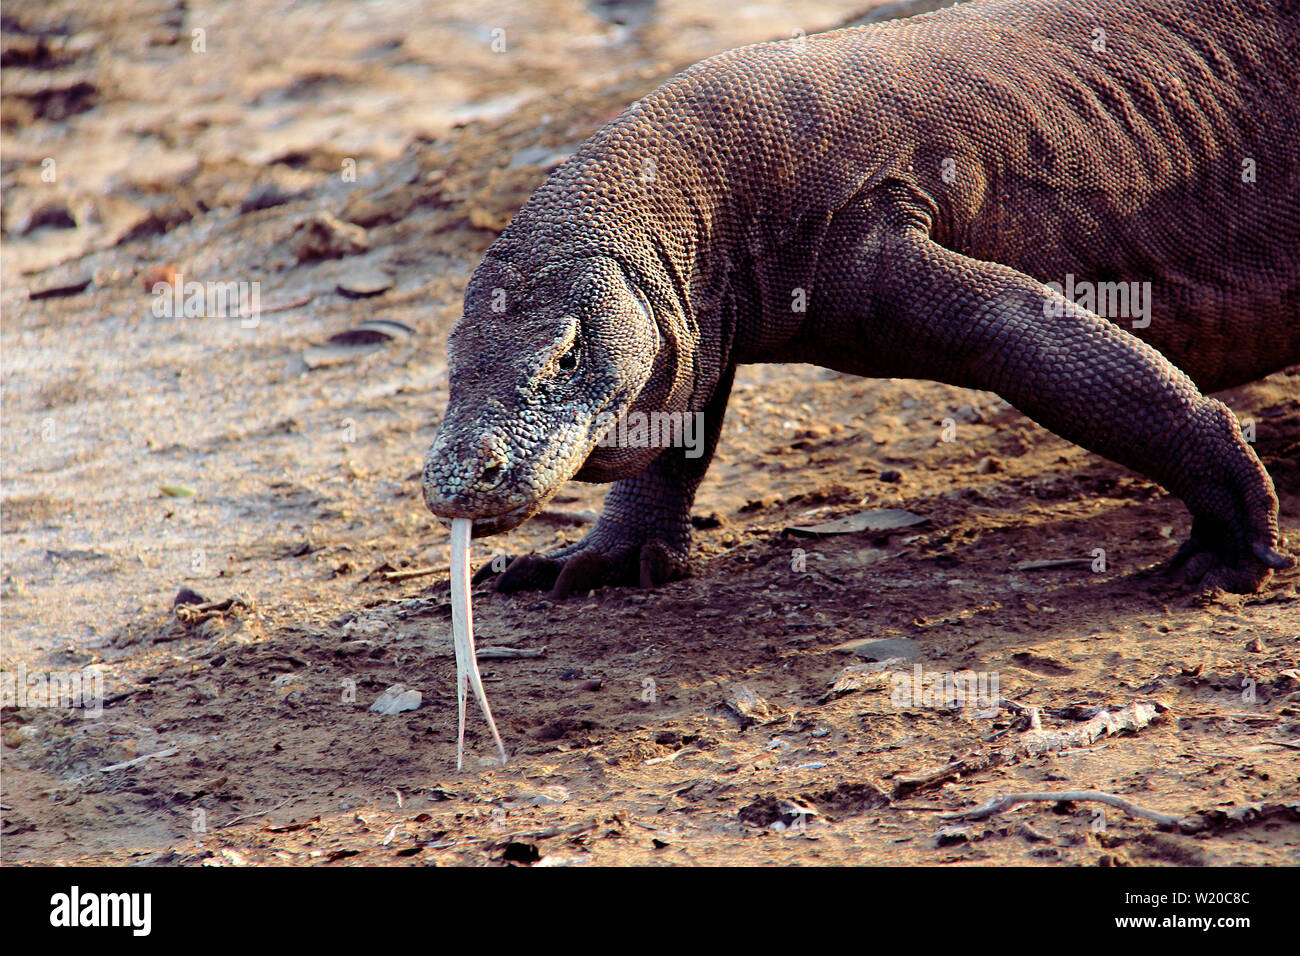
[{"left": 422, "top": 252, "right": 671, "bottom": 536}]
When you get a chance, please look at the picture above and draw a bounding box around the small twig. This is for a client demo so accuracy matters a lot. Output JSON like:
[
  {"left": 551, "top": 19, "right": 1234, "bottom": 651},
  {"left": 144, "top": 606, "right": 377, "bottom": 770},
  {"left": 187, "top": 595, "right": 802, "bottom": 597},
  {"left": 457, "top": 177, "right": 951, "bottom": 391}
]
[
  {"left": 383, "top": 566, "right": 442, "bottom": 582},
  {"left": 98, "top": 747, "right": 179, "bottom": 773},
  {"left": 1017, "top": 821, "right": 1052, "bottom": 843},
  {"left": 388, "top": 787, "right": 404, "bottom": 808},
  {"left": 1223, "top": 712, "right": 1280, "bottom": 721},
  {"left": 996, "top": 697, "right": 1033, "bottom": 713},
  {"left": 500, "top": 818, "right": 598, "bottom": 843},
  {"left": 942, "top": 790, "right": 1183, "bottom": 827},
  {"left": 476, "top": 646, "right": 547, "bottom": 659},
  {"left": 1054, "top": 743, "right": 1112, "bottom": 757},
  {"left": 644, "top": 747, "right": 700, "bottom": 765},
  {"left": 221, "top": 797, "right": 295, "bottom": 830},
  {"left": 893, "top": 752, "right": 1004, "bottom": 797},
  {"left": 236, "top": 294, "right": 312, "bottom": 318}
]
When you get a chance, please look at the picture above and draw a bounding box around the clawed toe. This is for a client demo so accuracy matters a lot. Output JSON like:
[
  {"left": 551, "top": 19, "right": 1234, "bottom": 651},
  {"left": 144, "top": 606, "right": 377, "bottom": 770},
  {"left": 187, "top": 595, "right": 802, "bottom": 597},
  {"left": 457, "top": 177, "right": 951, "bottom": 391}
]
[
  {"left": 1166, "top": 515, "right": 1289, "bottom": 594},
  {"left": 551, "top": 550, "right": 624, "bottom": 599},
  {"left": 1251, "top": 540, "right": 1294, "bottom": 570},
  {"left": 496, "top": 554, "right": 564, "bottom": 593},
  {"left": 470, "top": 539, "right": 689, "bottom": 599},
  {"left": 639, "top": 538, "right": 687, "bottom": 588},
  {"left": 550, "top": 539, "right": 688, "bottom": 597},
  {"left": 1168, "top": 534, "right": 1285, "bottom": 594},
  {"left": 1170, "top": 549, "right": 1219, "bottom": 587},
  {"left": 471, "top": 555, "right": 513, "bottom": 586}
]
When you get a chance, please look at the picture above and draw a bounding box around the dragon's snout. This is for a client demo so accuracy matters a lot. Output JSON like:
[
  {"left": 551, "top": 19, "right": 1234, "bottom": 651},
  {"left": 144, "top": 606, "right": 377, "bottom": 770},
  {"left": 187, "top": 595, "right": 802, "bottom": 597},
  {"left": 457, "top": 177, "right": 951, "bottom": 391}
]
[
  {"left": 422, "top": 447, "right": 507, "bottom": 513},
  {"left": 420, "top": 429, "right": 544, "bottom": 537}
]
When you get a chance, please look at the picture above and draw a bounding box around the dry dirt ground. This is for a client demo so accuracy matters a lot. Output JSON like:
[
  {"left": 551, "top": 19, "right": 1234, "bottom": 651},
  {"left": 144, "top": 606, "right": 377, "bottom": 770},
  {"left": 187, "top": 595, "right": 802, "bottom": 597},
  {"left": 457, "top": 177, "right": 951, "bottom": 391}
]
[{"left": 2, "top": 0, "right": 1298, "bottom": 867}]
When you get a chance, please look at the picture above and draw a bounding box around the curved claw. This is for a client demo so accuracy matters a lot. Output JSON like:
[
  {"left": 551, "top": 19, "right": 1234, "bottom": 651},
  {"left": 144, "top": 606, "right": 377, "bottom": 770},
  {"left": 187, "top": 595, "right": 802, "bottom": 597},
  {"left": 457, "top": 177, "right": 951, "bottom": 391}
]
[
  {"left": 1251, "top": 540, "right": 1294, "bottom": 570},
  {"left": 471, "top": 556, "right": 511, "bottom": 586},
  {"left": 1168, "top": 526, "right": 1282, "bottom": 594},
  {"left": 551, "top": 550, "right": 624, "bottom": 599},
  {"left": 639, "top": 538, "right": 683, "bottom": 588},
  {"left": 548, "top": 538, "right": 688, "bottom": 597}
]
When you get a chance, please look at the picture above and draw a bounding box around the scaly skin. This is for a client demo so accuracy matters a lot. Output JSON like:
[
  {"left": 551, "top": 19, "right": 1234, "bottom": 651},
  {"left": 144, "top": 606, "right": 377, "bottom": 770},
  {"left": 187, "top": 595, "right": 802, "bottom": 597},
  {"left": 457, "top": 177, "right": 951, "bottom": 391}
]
[{"left": 422, "top": 0, "right": 1300, "bottom": 598}]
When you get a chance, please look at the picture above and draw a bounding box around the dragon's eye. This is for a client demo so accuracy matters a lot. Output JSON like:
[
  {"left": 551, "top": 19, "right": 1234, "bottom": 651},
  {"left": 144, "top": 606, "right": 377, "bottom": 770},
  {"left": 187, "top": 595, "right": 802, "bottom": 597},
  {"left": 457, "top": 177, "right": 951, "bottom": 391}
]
[{"left": 558, "top": 344, "right": 579, "bottom": 374}]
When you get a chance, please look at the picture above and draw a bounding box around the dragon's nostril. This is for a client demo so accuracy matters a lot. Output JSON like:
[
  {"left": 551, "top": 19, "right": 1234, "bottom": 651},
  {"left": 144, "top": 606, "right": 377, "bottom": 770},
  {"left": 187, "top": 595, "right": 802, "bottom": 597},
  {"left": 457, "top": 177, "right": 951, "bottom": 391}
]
[{"left": 480, "top": 461, "right": 503, "bottom": 486}]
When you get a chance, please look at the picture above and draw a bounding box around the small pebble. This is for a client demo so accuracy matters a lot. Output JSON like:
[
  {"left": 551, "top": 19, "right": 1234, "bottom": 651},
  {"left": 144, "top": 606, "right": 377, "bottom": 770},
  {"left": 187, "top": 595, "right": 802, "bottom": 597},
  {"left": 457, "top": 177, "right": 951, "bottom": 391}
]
[
  {"left": 337, "top": 267, "right": 394, "bottom": 298},
  {"left": 29, "top": 268, "right": 93, "bottom": 300},
  {"left": 371, "top": 684, "right": 422, "bottom": 714}
]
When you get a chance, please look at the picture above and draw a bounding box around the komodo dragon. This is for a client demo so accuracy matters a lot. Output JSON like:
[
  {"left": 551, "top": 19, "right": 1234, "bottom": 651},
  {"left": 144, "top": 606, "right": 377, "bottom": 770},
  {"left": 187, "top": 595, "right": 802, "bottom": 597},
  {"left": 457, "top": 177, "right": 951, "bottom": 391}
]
[{"left": 422, "top": 0, "right": 1300, "bottom": 600}]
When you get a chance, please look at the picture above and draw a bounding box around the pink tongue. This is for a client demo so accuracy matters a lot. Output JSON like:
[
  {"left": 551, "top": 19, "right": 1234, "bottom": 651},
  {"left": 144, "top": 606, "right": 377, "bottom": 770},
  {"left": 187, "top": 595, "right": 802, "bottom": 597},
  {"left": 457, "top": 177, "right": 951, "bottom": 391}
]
[{"left": 449, "top": 518, "right": 508, "bottom": 770}]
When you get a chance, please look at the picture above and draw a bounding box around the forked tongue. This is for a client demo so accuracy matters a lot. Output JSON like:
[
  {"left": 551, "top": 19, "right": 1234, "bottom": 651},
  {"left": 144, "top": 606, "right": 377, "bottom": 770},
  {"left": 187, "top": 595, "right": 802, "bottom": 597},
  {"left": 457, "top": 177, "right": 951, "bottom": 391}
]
[{"left": 449, "top": 518, "right": 508, "bottom": 769}]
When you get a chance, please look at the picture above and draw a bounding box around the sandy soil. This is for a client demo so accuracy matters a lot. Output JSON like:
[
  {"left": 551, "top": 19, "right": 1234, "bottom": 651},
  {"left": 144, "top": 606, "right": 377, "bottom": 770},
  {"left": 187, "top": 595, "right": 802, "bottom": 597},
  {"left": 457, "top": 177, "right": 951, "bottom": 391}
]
[{"left": 2, "top": 0, "right": 1297, "bottom": 866}]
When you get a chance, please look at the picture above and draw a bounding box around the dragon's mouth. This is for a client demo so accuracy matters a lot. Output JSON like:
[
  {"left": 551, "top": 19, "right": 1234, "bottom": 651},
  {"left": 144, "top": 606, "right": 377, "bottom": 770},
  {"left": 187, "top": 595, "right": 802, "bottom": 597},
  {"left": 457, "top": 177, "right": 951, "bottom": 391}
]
[{"left": 435, "top": 502, "right": 533, "bottom": 538}]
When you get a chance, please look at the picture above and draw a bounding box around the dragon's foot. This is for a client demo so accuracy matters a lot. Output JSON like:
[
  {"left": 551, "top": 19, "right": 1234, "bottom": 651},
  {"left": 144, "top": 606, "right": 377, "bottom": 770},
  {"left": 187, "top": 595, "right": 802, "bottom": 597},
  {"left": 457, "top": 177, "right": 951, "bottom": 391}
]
[
  {"left": 473, "top": 535, "right": 689, "bottom": 599},
  {"left": 1168, "top": 515, "right": 1292, "bottom": 594},
  {"left": 1164, "top": 398, "right": 1293, "bottom": 594}
]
